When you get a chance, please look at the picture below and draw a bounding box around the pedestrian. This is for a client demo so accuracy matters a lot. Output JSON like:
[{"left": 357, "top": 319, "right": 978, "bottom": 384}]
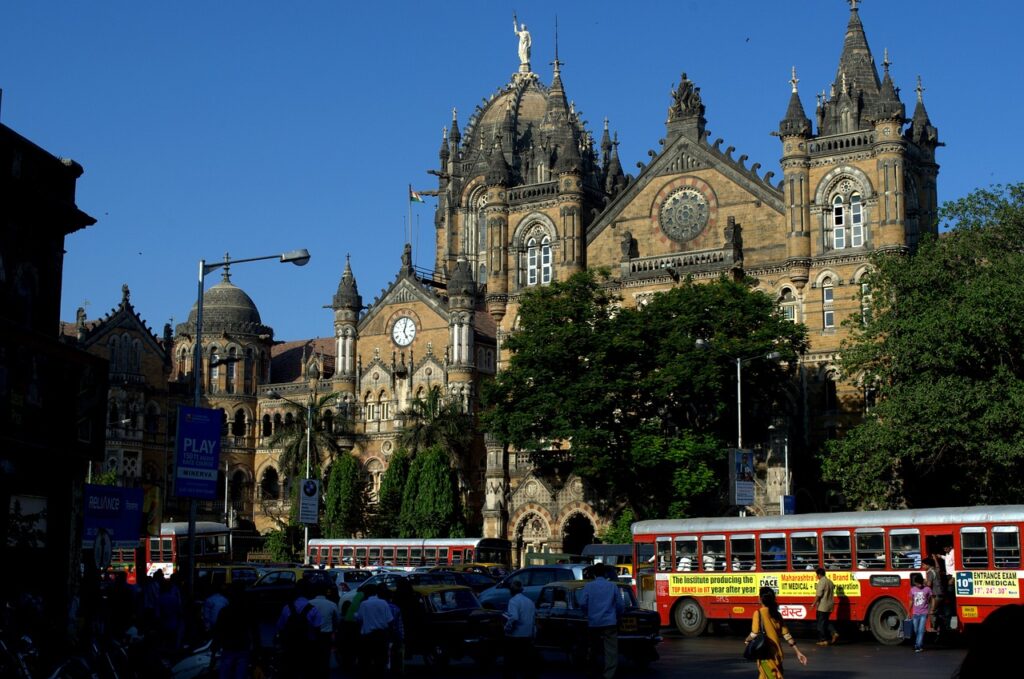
[
  {"left": 908, "top": 572, "right": 933, "bottom": 652},
  {"left": 210, "top": 581, "right": 259, "bottom": 679},
  {"left": 338, "top": 586, "right": 367, "bottom": 673},
  {"left": 107, "top": 570, "right": 137, "bottom": 639},
  {"left": 201, "top": 582, "right": 229, "bottom": 635},
  {"left": 392, "top": 577, "right": 422, "bottom": 666},
  {"left": 139, "top": 570, "right": 162, "bottom": 636},
  {"left": 502, "top": 579, "right": 538, "bottom": 679},
  {"left": 378, "top": 587, "right": 404, "bottom": 676},
  {"left": 744, "top": 586, "right": 808, "bottom": 678},
  {"left": 308, "top": 582, "right": 339, "bottom": 679},
  {"left": 354, "top": 583, "right": 394, "bottom": 678},
  {"left": 812, "top": 567, "right": 839, "bottom": 646},
  {"left": 157, "top": 571, "right": 184, "bottom": 656},
  {"left": 925, "top": 554, "right": 947, "bottom": 638},
  {"left": 276, "top": 579, "right": 323, "bottom": 678},
  {"left": 942, "top": 544, "right": 956, "bottom": 574},
  {"left": 578, "top": 564, "right": 624, "bottom": 679}
]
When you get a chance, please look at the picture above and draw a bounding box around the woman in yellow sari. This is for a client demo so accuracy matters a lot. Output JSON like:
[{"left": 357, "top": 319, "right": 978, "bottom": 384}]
[{"left": 745, "top": 587, "right": 808, "bottom": 678}]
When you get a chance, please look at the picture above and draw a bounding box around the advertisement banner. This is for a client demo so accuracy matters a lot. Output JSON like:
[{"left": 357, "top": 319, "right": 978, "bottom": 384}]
[
  {"left": 299, "top": 478, "right": 320, "bottom": 525},
  {"left": 955, "top": 570, "right": 1020, "bottom": 598},
  {"left": 83, "top": 484, "right": 143, "bottom": 549},
  {"left": 667, "top": 571, "right": 862, "bottom": 599},
  {"left": 730, "top": 449, "right": 755, "bottom": 506},
  {"left": 175, "top": 405, "right": 221, "bottom": 499}
]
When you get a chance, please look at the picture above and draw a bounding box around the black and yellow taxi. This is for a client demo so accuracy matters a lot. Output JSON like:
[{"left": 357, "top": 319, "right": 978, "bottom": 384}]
[
  {"left": 534, "top": 580, "right": 661, "bottom": 666},
  {"left": 404, "top": 584, "right": 505, "bottom": 668}
]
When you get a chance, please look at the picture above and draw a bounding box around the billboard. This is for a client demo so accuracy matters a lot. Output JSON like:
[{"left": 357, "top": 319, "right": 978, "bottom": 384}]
[
  {"left": 83, "top": 484, "right": 143, "bottom": 550},
  {"left": 729, "top": 448, "right": 756, "bottom": 506},
  {"left": 299, "top": 479, "right": 320, "bottom": 525},
  {"left": 174, "top": 405, "right": 221, "bottom": 499}
]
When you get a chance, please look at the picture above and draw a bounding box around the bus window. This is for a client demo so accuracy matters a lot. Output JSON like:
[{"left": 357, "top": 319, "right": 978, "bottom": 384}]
[
  {"left": 822, "top": 532, "right": 852, "bottom": 569},
  {"left": 437, "top": 548, "right": 448, "bottom": 564},
  {"left": 730, "top": 535, "right": 755, "bottom": 571},
  {"left": 466, "top": 549, "right": 475, "bottom": 562},
  {"left": 149, "top": 538, "right": 162, "bottom": 561},
  {"left": 342, "top": 547, "right": 354, "bottom": 566},
  {"left": 411, "top": 548, "right": 422, "bottom": 566},
  {"left": 369, "top": 547, "right": 381, "bottom": 564},
  {"left": 855, "top": 530, "right": 885, "bottom": 569},
  {"left": 890, "top": 530, "right": 921, "bottom": 569},
  {"left": 355, "top": 547, "right": 367, "bottom": 565},
  {"left": 382, "top": 547, "right": 395, "bottom": 565},
  {"left": 674, "top": 537, "right": 696, "bottom": 571},
  {"left": 424, "top": 548, "right": 436, "bottom": 566},
  {"left": 656, "top": 537, "right": 672, "bottom": 572},
  {"left": 331, "top": 547, "right": 341, "bottom": 565},
  {"left": 760, "top": 534, "right": 787, "bottom": 570},
  {"left": 961, "top": 527, "right": 989, "bottom": 568},
  {"left": 701, "top": 536, "right": 725, "bottom": 572},
  {"left": 791, "top": 532, "right": 819, "bottom": 570},
  {"left": 993, "top": 527, "right": 1020, "bottom": 569}
]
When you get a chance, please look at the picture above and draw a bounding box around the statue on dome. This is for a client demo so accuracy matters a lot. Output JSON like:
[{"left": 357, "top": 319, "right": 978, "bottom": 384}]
[{"left": 513, "top": 13, "right": 531, "bottom": 68}]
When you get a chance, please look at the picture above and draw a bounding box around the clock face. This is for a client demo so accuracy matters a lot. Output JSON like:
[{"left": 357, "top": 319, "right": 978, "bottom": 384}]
[
  {"left": 659, "top": 187, "right": 709, "bottom": 243},
  {"left": 392, "top": 316, "right": 416, "bottom": 346}
]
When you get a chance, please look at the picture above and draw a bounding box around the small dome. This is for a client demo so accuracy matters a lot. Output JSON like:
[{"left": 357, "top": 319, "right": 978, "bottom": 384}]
[{"left": 177, "top": 276, "right": 274, "bottom": 339}]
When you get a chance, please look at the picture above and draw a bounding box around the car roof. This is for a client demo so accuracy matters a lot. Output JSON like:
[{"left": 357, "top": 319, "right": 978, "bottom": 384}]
[
  {"left": 412, "top": 584, "right": 474, "bottom": 595},
  {"left": 543, "top": 579, "right": 631, "bottom": 590}
]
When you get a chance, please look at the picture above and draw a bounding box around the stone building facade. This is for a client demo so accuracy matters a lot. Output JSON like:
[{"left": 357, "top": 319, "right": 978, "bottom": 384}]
[{"left": 155, "top": 3, "right": 942, "bottom": 564}]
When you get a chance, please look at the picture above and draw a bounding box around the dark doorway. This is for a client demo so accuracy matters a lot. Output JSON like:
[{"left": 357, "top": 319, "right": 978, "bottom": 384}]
[{"left": 562, "top": 513, "right": 595, "bottom": 557}]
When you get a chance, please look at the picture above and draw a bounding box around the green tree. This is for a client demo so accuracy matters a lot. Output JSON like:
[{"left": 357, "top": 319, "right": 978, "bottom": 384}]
[
  {"left": 264, "top": 528, "right": 298, "bottom": 562},
  {"left": 824, "top": 184, "right": 1024, "bottom": 508},
  {"left": 598, "top": 507, "right": 636, "bottom": 545},
  {"left": 370, "top": 448, "right": 410, "bottom": 537},
  {"left": 324, "top": 452, "right": 365, "bottom": 537},
  {"left": 398, "top": 446, "right": 460, "bottom": 538},
  {"left": 397, "top": 386, "right": 474, "bottom": 488},
  {"left": 266, "top": 392, "right": 345, "bottom": 520},
  {"left": 482, "top": 269, "right": 807, "bottom": 518}
]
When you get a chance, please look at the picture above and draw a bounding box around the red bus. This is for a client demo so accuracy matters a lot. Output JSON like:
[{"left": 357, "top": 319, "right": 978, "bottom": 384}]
[
  {"left": 632, "top": 505, "right": 1023, "bottom": 644},
  {"left": 307, "top": 537, "right": 512, "bottom": 571},
  {"left": 147, "top": 521, "right": 232, "bottom": 577}
]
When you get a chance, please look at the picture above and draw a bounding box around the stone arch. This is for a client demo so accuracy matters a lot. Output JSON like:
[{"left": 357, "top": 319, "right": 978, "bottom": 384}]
[
  {"left": 259, "top": 466, "right": 281, "bottom": 500},
  {"left": 814, "top": 165, "right": 875, "bottom": 205},
  {"left": 364, "top": 457, "right": 385, "bottom": 504},
  {"left": 509, "top": 502, "right": 556, "bottom": 567},
  {"left": 511, "top": 212, "right": 558, "bottom": 250},
  {"left": 813, "top": 269, "right": 840, "bottom": 289},
  {"left": 558, "top": 501, "right": 601, "bottom": 556}
]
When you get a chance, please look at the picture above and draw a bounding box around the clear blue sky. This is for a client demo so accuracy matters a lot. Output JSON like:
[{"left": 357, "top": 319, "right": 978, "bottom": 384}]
[{"left": 2, "top": 1, "right": 1020, "bottom": 342}]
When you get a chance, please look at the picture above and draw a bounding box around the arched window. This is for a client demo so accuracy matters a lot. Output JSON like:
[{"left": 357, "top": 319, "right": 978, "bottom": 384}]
[
  {"left": 850, "top": 193, "right": 864, "bottom": 247},
  {"left": 284, "top": 412, "right": 294, "bottom": 428},
  {"left": 260, "top": 467, "right": 281, "bottom": 500},
  {"left": 226, "top": 347, "right": 237, "bottom": 394},
  {"left": 244, "top": 348, "right": 254, "bottom": 394},
  {"left": 540, "top": 236, "right": 552, "bottom": 284},
  {"left": 378, "top": 391, "right": 389, "bottom": 421},
  {"left": 209, "top": 344, "right": 220, "bottom": 392},
  {"left": 365, "top": 392, "right": 377, "bottom": 421},
  {"left": 778, "top": 287, "right": 798, "bottom": 322},
  {"left": 822, "top": 276, "right": 835, "bottom": 329},
  {"left": 479, "top": 263, "right": 487, "bottom": 287},
  {"left": 273, "top": 413, "right": 283, "bottom": 433},
  {"left": 527, "top": 237, "right": 539, "bottom": 285},
  {"left": 323, "top": 409, "right": 334, "bottom": 434},
  {"left": 232, "top": 409, "right": 246, "bottom": 437},
  {"left": 218, "top": 408, "right": 228, "bottom": 436},
  {"left": 832, "top": 196, "right": 846, "bottom": 249},
  {"left": 230, "top": 470, "right": 247, "bottom": 505},
  {"left": 365, "top": 459, "right": 384, "bottom": 504},
  {"left": 262, "top": 414, "right": 272, "bottom": 437},
  {"left": 860, "top": 279, "right": 872, "bottom": 325}
]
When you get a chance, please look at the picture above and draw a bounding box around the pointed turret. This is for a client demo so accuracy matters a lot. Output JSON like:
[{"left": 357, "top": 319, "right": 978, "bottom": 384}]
[
  {"left": 907, "top": 76, "right": 940, "bottom": 147},
  {"left": 449, "top": 108, "right": 461, "bottom": 155},
  {"left": 874, "top": 49, "right": 906, "bottom": 122},
  {"left": 779, "top": 67, "right": 812, "bottom": 137},
  {"left": 605, "top": 132, "right": 626, "bottom": 196},
  {"left": 835, "top": 0, "right": 880, "bottom": 95},
  {"left": 818, "top": 1, "right": 885, "bottom": 135},
  {"left": 439, "top": 126, "right": 450, "bottom": 168},
  {"left": 486, "top": 136, "right": 511, "bottom": 186},
  {"left": 600, "top": 118, "right": 612, "bottom": 170},
  {"left": 332, "top": 254, "right": 362, "bottom": 311}
]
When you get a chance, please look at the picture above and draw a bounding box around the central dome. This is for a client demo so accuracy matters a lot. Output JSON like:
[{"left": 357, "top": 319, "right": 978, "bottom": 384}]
[{"left": 177, "top": 276, "right": 274, "bottom": 339}]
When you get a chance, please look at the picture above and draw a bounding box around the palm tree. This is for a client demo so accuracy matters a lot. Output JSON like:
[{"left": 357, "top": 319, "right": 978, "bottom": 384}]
[
  {"left": 397, "top": 386, "right": 474, "bottom": 488},
  {"left": 266, "top": 391, "right": 349, "bottom": 504}
]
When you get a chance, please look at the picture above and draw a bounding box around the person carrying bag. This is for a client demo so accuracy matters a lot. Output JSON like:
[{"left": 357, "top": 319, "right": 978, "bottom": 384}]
[{"left": 744, "top": 587, "right": 808, "bottom": 678}]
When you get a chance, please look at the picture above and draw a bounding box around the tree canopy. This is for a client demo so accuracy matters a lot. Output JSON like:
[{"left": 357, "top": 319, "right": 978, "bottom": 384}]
[
  {"left": 481, "top": 269, "right": 807, "bottom": 519},
  {"left": 369, "top": 447, "right": 409, "bottom": 537},
  {"left": 324, "top": 452, "right": 365, "bottom": 537},
  {"left": 398, "top": 445, "right": 462, "bottom": 538},
  {"left": 824, "top": 184, "right": 1024, "bottom": 508}
]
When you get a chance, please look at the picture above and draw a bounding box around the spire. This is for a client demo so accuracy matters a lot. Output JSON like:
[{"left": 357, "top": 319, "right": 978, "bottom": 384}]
[
  {"left": 600, "top": 117, "right": 612, "bottom": 170},
  {"left": 818, "top": 1, "right": 883, "bottom": 136},
  {"left": 486, "top": 135, "right": 511, "bottom": 186},
  {"left": 332, "top": 254, "right": 362, "bottom": 310},
  {"left": 835, "top": 0, "right": 880, "bottom": 95},
  {"left": 874, "top": 47, "right": 905, "bottom": 121},
  {"left": 439, "top": 126, "right": 449, "bottom": 167},
  {"left": 907, "top": 75, "right": 940, "bottom": 147},
  {"left": 604, "top": 131, "right": 625, "bottom": 195},
  {"left": 779, "top": 67, "right": 811, "bottom": 137},
  {"left": 449, "top": 107, "right": 461, "bottom": 151}
]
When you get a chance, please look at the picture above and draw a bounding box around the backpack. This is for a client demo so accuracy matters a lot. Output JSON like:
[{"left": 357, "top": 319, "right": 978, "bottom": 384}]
[{"left": 279, "top": 601, "right": 314, "bottom": 653}]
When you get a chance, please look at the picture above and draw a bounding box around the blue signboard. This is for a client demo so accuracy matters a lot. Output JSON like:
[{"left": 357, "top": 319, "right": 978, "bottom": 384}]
[
  {"left": 175, "top": 405, "right": 221, "bottom": 499},
  {"left": 782, "top": 495, "right": 796, "bottom": 515},
  {"left": 83, "top": 484, "right": 143, "bottom": 549}
]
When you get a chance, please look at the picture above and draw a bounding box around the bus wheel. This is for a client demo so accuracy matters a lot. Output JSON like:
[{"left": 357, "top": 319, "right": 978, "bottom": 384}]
[
  {"left": 868, "top": 597, "right": 907, "bottom": 646},
  {"left": 673, "top": 597, "right": 708, "bottom": 637}
]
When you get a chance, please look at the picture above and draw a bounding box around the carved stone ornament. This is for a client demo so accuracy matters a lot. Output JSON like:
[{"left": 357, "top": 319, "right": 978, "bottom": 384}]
[{"left": 659, "top": 187, "right": 709, "bottom": 243}]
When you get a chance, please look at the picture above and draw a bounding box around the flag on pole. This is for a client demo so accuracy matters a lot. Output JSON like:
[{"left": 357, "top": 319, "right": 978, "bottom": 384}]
[{"left": 409, "top": 186, "right": 425, "bottom": 203}]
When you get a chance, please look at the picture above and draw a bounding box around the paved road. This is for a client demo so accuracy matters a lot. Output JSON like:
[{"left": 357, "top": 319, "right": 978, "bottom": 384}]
[{"left": 328, "top": 629, "right": 967, "bottom": 678}]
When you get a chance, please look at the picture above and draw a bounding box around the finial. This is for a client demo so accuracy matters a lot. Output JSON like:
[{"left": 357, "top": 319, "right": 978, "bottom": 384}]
[
  {"left": 883, "top": 48, "right": 891, "bottom": 73},
  {"left": 452, "top": 107, "right": 458, "bottom": 122},
  {"left": 604, "top": 117, "right": 609, "bottom": 131},
  {"left": 848, "top": 0, "right": 859, "bottom": 11},
  {"left": 916, "top": 75, "right": 925, "bottom": 102},
  {"left": 442, "top": 126, "right": 447, "bottom": 141},
  {"left": 789, "top": 66, "right": 799, "bottom": 94},
  {"left": 222, "top": 252, "right": 232, "bottom": 282},
  {"left": 554, "top": 14, "right": 560, "bottom": 73},
  {"left": 121, "top": 283, "right": 130, "bottom": 304}
]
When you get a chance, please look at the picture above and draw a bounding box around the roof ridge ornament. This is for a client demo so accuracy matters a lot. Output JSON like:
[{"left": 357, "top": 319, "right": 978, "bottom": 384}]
[
  {"left": 916, "top": 75, "right": 925, "bottom": 103},
  {"left": 849, "top": 0, "right": 860, "bottom": 11},
  {"left": 790, "top": 66, "right": 799, "bottom": 94}
]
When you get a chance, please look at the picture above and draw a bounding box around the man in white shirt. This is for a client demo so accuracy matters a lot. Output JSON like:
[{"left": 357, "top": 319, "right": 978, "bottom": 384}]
[
  {"left": 503, "top": 580, "right": 537, "bottom": 678},
  {"left": 943, "top": 544, "right": 955, "bottom": 573},
  {"left": 308, "top": 582, "right": 339, "bottom": 679}
]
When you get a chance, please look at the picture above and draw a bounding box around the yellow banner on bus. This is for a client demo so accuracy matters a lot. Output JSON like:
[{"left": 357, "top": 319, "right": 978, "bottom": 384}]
[{"left": 667, "top": 571, "right": 861, "bottom": 598}]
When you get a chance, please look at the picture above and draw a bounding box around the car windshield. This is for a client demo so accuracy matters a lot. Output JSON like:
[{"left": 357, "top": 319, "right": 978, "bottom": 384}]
[{"left": 427, "top": 588, "right": 481, "bottom": 611}]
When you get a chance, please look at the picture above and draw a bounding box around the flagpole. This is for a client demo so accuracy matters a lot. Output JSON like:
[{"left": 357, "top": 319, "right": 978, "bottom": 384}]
[{"left": 407, "top": 184, "right": 413, "bottom": 245}]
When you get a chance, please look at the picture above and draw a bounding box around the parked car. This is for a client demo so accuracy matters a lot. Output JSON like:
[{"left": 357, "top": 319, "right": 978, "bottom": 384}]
[
  {"left": 245, "top": 567, "right": 334, "bottom": 616},
  {"left": 430, "top": 562, "right": 509, "bottom": 579},
  {"left": 534, "top": 580, "right": 661, "bottom": 666},
  {"left": 477, "top": 564, "right": 587, "bottom": 610},
  {"left": 193, "top": 564, "right": 260, "bottom": 600},
  {"left": 405, "top": 585, "right": 505, "bottom": 668},
  {"left": 338, "top": 570, "right": 453, "bottom": 611},
  {"left": 329, "top": 568, "right": 374, "bottom": 595}
]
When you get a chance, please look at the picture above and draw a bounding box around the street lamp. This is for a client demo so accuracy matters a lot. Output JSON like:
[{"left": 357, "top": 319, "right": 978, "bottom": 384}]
[
  {"left": 267, "top": 390, "right": 313, "bottom": 564},
  {"left": 185, "top": 248, "right": 310, "bottom": 600}
]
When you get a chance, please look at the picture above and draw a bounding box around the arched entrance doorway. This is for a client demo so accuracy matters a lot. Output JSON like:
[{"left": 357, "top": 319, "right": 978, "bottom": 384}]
[
  {"left": 562, "top": 512, "right": 595, "bottom": 556},
  {"left": 514, "top": 512, "right": 552, "bottom": 567}
]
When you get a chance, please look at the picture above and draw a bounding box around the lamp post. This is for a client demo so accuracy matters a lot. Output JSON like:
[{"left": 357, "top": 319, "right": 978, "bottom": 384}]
[
  {"left": 186, "top": 248, "right": 310, "bottom": 601},
  {"left": 267, "top": 390, "right": 313, "bottom": 564}
]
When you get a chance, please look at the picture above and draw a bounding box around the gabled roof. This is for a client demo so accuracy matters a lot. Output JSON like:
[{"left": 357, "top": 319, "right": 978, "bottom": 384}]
[
  {"left": 71, "top": 285, "right": 169, "bottom": 360},
  {"left": 587, "top": 132, "right": 783, "bottom": 245},
  {"left": 270, "top": 337, "right": 336, "bottom": 384},
  {"left": 359, "top": 255, "right": 451, "bottom": 333}
]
